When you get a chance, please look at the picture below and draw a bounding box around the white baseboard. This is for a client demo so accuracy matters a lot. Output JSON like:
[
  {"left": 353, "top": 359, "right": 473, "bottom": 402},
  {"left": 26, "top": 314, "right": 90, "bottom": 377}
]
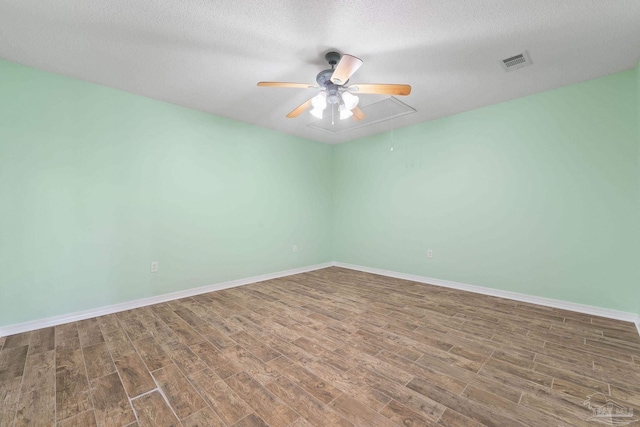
[
  {"left": 3, "top": 261, "right": 638, "bottom": 338},
  {"left": 333, "top": 262, "right": 640, "bottom": 326},
  {"left": 0, "top": 262, "right": 333, "bottom": 337}
]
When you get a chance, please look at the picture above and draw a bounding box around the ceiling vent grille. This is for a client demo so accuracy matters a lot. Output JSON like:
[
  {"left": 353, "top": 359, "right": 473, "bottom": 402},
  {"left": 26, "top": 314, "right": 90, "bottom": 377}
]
[{"left": 501, "top": 51, "right": 532, "bottom": 72}]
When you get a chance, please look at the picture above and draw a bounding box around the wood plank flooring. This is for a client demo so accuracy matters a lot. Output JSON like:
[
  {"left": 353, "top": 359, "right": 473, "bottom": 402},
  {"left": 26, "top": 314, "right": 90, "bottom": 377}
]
[{"left": 1, "top": 266, "right": 640, "bottom": 426}]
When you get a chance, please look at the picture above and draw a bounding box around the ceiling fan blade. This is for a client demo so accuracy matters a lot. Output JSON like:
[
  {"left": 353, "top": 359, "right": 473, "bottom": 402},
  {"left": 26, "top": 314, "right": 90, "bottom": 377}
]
[
  {"left": 257, "top": 82, "right": 316, "bottom": 89},
  {"left": 286, "top": 98, "right": 313, "bottom": 118},
  {"left": 350, "top": 84, "right": 412, "bottom": 96},
  {"left": 330, "top": 54, "right": 363, "bottom": 85},
  {"left": 351, "top": 106, "right": 365, "bottom": 121}
]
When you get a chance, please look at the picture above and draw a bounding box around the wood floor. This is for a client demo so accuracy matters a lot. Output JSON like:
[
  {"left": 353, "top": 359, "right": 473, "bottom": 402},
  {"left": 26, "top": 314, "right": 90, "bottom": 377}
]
[{"left": 1, "top": 267, "right": 640, "bottom": 427}]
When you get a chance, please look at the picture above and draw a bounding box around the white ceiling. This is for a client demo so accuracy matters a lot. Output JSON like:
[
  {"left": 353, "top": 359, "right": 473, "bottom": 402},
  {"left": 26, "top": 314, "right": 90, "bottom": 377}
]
[{"left": 1, "top": 1, "right": 639, "bottom": 144}]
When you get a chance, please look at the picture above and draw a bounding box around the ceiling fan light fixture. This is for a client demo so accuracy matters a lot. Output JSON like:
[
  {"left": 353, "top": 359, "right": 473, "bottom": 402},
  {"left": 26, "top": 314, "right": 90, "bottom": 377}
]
[
  {"left": 310, "top": 107, "right": 324, "bottom": 119},
  {"left": 311, "top": 92, "right": 327, "bottom": 110},
  {"left": 339, "top": 104, "right": 353, "bottom": 120},
  {"left": 341, "top": 92, "right": 359, "bottom": 110}
]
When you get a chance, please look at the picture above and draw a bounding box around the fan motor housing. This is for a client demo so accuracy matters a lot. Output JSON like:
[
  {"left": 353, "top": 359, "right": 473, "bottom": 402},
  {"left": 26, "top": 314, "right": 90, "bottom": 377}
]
[
  {"left": 316, "top": 52, "right": 349, "bottom": 87},
  {"left": 316, "top": 69, "right": 349, "bottom": 88},
  {"left": 316, "top": 69, "right": 334, "bottom": 87}
]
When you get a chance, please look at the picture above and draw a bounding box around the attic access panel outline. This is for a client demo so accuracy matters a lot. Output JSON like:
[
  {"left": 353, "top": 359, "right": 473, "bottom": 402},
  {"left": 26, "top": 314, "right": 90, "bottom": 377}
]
[{"left": 307, "top": 97, "right": 416, "bottom": 134}]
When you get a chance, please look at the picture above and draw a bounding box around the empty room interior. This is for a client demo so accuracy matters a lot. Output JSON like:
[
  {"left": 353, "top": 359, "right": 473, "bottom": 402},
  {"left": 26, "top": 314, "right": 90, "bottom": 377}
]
[{"left": 2, "top": 1, "right": 640, "bottom": 426}]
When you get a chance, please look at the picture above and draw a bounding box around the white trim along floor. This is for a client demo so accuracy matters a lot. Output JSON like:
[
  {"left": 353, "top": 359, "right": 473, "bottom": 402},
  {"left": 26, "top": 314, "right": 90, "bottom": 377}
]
[{"left": 1, "top": 261, "right": 639, "bottom": 338}]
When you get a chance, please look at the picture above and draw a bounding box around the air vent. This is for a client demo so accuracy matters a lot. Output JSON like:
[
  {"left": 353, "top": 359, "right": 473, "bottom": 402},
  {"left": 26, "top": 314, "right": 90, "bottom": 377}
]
[
  {"left": 501, "top": 51, "right": 532, "bottom": 72},
  {"left": 307, "top": 97, "right": 416, "bottom": 134}
]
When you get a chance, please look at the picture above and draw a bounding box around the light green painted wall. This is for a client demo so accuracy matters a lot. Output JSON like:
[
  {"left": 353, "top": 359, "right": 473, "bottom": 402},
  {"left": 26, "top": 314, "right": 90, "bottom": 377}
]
[
  {"left": 0, "top": 60, "right": 332, "bottom": 327},
  {"left": 2, "top": 59, "right": 639, "bottom": 328},
  {"left": 333, "top": 70, "right": 640, "bottom": 314},
  {"left": 636, "top": 60, "right": 640, "bottom": 317}
]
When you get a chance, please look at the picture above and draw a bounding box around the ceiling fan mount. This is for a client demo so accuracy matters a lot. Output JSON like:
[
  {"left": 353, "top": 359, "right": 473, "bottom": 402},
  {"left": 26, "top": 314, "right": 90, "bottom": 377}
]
[
  {"left": 258, "top": 51, "right": 411, "bottom": 121},
  {"left": 325, "top": 51, "right": 341, "bottom": 67}
]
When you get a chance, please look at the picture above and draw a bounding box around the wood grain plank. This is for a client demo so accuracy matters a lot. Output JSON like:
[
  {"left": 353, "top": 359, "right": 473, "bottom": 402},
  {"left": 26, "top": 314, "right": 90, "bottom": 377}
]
[
  {"left": 190, "top": 341, "right": 241, "bottom": 380},
  {"left": 231, "top": 413, "right": 269, "bottom": 427},
  {"left": 221, "top": 345, "right": 280, "bottom": 385},
  {"left": 225, "top": 371, "right": 299, "bottom": 426},
  {"left": 55, "top": 347, "right": 93, "bottom": 421},
  {"left": 267, "top": 356, "right": 342, "bottom": 404},
  {"left": 0, "top": 345, "right": 29, "bottom": 381},
  {"left": 477, "top": 363, "right": 547, "bottom": 399},
  {"left": 532, "top": 361, "right": 609, "bottom": 394},
  {"left": 56, "top": 337, "right": 81, "bottom": 351},
  {"left": 133, "top": 337, "right": 172, "bottom": 372},
  {"left": 120, "top": 319, "right": 153, "bottom": 342},
  {"left": 482, "top": 357, "right": 553, "bottom": 388},
  {"left": 406, "top": 377, "right": 529, "bottom": 427},
  {"left": 102, "top": 326, "right": 137, "bottom": 360},
  {"left": 519, "top": 391, "right": 594, "bottom": 427},
  {"left": 174, "top": 307, "right": 206, "bottom": 328},
  {"left": 152, "top": 363, "right": 206, "bottom": 419},
  {"left": 329, "top": 394, "right": 398, "bottom": 427},
  {"left": 380, "top": 399, "right": 439, "bottom": 427},
  {"left": 90, "top": 371, "right": 136, "bottom": 426},
  {"left": 437, "top": 408, "right": 488, "bottom": 427},
  {"left": 160, "top": 340, "right": 207, "bottom": 376},
  {"left": 375, "top": 350, "right": 468, "bottom": 396},
  {"left": 334, "top": 344, "right": 413, "bottom": 385},
  {"left": 462, "top": 384, "right": 578, "bottom": 427},
  {"left": 348, "top": 366, "right": 445, "bottom": 422},
  {"left": 181, "top": 407, "right": 225, "bottom": 427},
  {"left": 288, "top": 417, "right": 315, "bottom": 427},
  {"left": 230, "top": 330, "right": 281, "bottom": 362},
  {"left": 21, "top": 349, "right": 55, "bottom": 393},
  {"left": 196, "top": 324, "right": 238, "bottom": 351},
  {"left": 29, "top": 327, "right": 55, "bottom": 355},
  {"left": 0, "top": 377, "right": 22, "bottom": 427},
  {"left": 14, "top": 386, "right": 55, "bottom": 426},
  {"left": 96, "top": 314, "right": 123, "bottom": 333},
  {"left": 56, "top": 410, "right": 98, "bottom": 427},
  {"left": 165, "top": 318, "right": 204, "bottom": 346},
  {"left": 132, "top": 390, "right": 180, "bottom": 427},
  {"left": 83, "top": 342, "right": 116, "bottom": 380},
  {"left": 266, "top": 375, "right": 353, "bottom": 427},
  {"left": 114, "top": 352, "right": 156, "bottom": 398},
  {"left": 3, "top": 332, "right": 31, "bottom": 349},
  {"left": 78, "top": 318, "right": 105, "bottom": 348},
  {"left": 188, "top": 368, "right": 252, "bottom": 426}
]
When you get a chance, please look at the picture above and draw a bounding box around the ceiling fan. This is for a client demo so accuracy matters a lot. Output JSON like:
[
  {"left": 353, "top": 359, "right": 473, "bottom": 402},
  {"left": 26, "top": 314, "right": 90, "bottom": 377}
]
[{"left": 257, "top": 52, "right": 411, "bottom": 122}]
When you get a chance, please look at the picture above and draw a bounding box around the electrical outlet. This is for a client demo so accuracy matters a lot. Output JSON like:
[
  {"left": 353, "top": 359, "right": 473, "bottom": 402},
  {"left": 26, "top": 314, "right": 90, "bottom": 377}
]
[
  {"left": 150, "top": 261, "right": 158, "bottom": 272},
  {"left": 293, "top": 245, "right": 298, "bottom": 253},
  {"left": 427, "top": 249, "right": 433, "bottom": 259}
]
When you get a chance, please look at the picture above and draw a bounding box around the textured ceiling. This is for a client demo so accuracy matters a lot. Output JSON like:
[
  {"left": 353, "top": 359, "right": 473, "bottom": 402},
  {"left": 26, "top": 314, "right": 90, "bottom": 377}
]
[{"left": 1, "top": 0, "right": 639, "bottom": 144}]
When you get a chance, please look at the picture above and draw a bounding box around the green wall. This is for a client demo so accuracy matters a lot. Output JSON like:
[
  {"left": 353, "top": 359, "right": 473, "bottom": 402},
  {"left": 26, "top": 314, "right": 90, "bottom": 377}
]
[
  {"left": 333, "top": 69, "right": 640, "bottom": 314},
  {"left": 2, "top": 58, "right": 640, "bottom": 328},
  {"left": 637, "top": 60, "right": 640, "bottom": 317},
  {"left": 0, "top": 60, "right": 332, "bottom": 327}
]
